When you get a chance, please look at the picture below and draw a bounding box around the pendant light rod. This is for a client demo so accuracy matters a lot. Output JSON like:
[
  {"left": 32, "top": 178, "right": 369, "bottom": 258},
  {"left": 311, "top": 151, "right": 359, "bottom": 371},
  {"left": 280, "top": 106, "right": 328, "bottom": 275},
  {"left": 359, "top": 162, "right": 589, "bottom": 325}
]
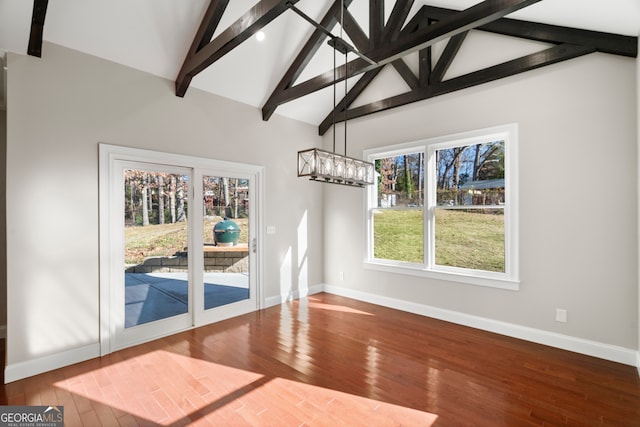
[
  {"left": 294, "top": 0, "right": 375, "bottom": 188},
  {"left": 286, "top": 2, "right": 377, "bottom": 65},
  {"left": 332, "top": 37, "right": 337, "bottom": 154},
  {"left": 341, "top": 0, "right": 347, "bottom": 157},
  {"left": 344, "top": 47, "right": 348, "bottom": 156}
]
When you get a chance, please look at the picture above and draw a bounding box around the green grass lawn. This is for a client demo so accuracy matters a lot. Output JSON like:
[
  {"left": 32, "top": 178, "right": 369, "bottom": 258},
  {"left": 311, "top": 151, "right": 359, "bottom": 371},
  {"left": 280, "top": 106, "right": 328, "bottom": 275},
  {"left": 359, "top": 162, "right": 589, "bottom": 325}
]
[
  {"left": 127, "top": 209, "right": 504, "bottom": 273},
  {"left": 374, "top": 209, "right": 505, "bottom": 272},
  {"left": 125, "top": 217, "right": 249, "bottom": 265},
  {"left": 373, "top": 209, "right": 424, "bottom": 263}
]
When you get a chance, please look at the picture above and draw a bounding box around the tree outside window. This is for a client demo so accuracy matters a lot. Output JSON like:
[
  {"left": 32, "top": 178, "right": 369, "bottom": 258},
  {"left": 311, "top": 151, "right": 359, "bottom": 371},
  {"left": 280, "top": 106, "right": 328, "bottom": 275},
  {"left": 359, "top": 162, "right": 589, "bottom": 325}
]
[
  {"left": 372, "top": 152, "right": 424, "bottom": 264},
  {"left": 432, "top": 141, "right": 505, "bottom": 273}
]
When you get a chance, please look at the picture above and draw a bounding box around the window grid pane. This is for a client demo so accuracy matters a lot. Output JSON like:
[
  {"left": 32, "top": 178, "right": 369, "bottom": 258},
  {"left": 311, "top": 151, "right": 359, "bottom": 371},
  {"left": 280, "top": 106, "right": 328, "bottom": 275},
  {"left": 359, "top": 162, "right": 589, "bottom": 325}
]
[
  {"left": 372, "top": 151, "right": 424, "bottom": 264},
  {"left": 433, "top": 207, "right": 505, "bottom": 273},
  {"left": 432, "top": 140, "right": 506, "bottom": 273},
  {"left": 372, "top": 208, "right": 424, "bottom": 264}
]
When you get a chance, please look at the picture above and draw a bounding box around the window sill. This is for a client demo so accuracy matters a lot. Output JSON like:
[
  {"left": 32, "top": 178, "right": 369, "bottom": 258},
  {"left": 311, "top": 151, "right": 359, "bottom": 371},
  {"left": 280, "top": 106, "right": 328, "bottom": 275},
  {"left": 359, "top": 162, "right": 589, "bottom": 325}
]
[{"left": 363, "top": 261, "right": 519, "bottom": 291}]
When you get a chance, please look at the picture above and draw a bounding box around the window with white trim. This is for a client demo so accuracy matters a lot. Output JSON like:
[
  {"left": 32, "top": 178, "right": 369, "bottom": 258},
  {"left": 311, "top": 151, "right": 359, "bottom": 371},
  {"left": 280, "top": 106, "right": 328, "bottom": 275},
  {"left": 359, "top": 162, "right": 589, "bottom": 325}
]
[{"left": 365, "top": 124, "right": 519, "bottom": 289}]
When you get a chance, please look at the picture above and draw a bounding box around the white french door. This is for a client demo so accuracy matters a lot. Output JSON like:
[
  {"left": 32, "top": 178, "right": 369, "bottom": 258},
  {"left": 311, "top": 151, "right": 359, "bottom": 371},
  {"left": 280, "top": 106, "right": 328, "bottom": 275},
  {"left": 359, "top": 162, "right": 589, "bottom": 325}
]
[
  {"left": 99, "top": 145, "right": 263, "bottom": 354},
  {"left": 114, "top": 161, "right": 193, "bottom": 350},
  {"left": 194, "top": 168, "right": 258, "bottom": 327}
]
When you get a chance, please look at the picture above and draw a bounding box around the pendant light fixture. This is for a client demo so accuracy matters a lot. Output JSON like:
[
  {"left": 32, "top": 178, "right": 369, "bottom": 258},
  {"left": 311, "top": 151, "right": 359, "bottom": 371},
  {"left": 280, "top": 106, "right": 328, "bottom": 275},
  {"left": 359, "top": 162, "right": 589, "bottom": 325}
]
[{"left": 290, "top": 1, "right": 375, "bottom": 187}]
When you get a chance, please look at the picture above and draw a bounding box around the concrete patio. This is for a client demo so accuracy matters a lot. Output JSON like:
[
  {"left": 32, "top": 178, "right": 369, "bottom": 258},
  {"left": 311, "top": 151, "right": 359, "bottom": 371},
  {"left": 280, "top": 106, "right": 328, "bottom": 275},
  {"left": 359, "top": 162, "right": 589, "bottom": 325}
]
[{"left": 124, "top": 272, "right": 249, "bottom": 327}]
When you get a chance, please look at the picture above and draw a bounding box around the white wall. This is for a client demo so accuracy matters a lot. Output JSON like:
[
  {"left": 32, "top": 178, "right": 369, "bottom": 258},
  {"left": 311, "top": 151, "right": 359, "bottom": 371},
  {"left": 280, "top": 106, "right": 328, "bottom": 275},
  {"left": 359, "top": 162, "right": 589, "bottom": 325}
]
[
  {"left": 5, "top": 42, "right": 324, "bottom": 378},
  {"left": 324, "top": 50, "right": 638, "bottom": 352},
  {"left": 637, "top": 37, "right": 640, "bottom": 373},
  {"left": 0, "top": 108, "right": 6, "bottom": 336},
  {"left": 4, "top": 37, "right": 638, "bottom": 378}
]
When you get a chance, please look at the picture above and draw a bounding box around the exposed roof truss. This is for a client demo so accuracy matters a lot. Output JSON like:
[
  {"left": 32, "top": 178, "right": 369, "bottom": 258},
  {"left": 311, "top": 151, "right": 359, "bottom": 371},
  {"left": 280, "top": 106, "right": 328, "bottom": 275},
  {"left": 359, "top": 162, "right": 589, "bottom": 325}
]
[{"left": 176, "top": 0, "right": 638, "bottom": 135}]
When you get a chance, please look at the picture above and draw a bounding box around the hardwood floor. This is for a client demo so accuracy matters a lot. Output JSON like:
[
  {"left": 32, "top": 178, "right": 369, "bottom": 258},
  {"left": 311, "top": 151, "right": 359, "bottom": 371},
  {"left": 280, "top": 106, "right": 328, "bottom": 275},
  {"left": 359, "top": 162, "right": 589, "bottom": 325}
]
[{"left": 1, "top": 293, "right": 639, "bottom": 426}]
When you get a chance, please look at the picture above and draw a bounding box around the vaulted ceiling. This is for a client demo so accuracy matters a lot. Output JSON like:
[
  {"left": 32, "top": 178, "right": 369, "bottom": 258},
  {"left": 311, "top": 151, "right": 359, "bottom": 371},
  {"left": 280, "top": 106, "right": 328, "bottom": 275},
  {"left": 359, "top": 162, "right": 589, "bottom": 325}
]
[{"left": 1, "top": 1, "right": 638, "bottom": 130}]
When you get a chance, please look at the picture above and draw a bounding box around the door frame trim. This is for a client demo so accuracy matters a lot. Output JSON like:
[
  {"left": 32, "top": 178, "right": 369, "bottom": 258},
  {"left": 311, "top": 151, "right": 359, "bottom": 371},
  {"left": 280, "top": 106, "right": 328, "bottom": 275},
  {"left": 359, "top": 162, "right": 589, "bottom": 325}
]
[{"left": 98, "top": 143, "right": 265, "bottom": 355}]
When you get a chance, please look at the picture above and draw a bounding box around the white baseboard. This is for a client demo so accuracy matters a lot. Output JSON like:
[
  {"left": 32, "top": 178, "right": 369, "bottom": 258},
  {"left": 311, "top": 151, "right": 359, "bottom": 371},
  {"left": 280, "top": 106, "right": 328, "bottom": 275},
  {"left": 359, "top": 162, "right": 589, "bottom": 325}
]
[
  {"left": 5, "top": 286, "right": 636, "bottom": 383},
  {"left": 264, "top": 284, "right": 324, "bottom": 309},
  {"left": 4, "top": 343, "right": 101, "bottom": 383},
  {"left": 5, "top": 285, "right": 323, "bottom": 383},
  {"left": 323, "top": 284, "right": 638, "bottom": 367}
]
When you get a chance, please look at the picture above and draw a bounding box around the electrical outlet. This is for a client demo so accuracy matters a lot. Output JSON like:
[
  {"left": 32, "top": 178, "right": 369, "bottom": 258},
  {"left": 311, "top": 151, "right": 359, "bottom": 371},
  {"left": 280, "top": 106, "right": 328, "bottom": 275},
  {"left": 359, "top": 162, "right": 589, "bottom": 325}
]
[
  {"left": 339, "top": 272, "right": 344, "bottom": 281},
  {"left": 555, "top": 308, "right": 568, "bottom": 323}
]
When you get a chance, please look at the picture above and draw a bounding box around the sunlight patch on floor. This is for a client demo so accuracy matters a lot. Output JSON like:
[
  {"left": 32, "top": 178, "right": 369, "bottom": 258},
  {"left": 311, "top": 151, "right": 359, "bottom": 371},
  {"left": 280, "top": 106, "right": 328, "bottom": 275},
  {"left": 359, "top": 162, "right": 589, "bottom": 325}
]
[
  {"left": 306, "top": 300, "right": 374, "bottom": 316},
  {"left": 53, "top": 349, "right": 437, "bottom": 425}
]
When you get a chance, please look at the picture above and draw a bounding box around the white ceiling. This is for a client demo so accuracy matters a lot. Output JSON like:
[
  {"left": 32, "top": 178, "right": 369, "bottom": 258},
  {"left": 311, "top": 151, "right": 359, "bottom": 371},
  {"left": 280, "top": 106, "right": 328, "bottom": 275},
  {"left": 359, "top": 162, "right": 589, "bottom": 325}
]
[{"left": 0, "top": 0, "right": 638, "bottom": 124}]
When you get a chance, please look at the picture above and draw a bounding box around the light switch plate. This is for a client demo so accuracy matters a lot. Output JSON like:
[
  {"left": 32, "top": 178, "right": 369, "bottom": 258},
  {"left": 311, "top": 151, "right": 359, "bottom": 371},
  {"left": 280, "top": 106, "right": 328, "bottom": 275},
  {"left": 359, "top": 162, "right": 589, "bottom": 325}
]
[{"left": 555, "top": 309, "right": 567, "bottom": 323}]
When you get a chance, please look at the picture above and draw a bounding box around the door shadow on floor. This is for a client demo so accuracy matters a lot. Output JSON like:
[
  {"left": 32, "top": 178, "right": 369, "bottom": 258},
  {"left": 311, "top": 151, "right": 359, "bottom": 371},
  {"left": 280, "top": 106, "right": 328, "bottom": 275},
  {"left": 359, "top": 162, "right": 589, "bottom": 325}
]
[{"left": 125, "top": 272, "right": 249, "bottom": 327}]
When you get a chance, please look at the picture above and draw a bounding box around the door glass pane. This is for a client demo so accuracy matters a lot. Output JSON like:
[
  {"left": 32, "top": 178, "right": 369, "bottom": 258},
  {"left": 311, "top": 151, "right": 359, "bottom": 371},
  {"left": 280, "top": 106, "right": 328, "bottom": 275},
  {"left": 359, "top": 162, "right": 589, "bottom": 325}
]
[
  {"left": 203, "top": 176, "right": 250, "bottom": 310},
  {"left": 124, "top": 169, "right": 189, "bottom": 327}
]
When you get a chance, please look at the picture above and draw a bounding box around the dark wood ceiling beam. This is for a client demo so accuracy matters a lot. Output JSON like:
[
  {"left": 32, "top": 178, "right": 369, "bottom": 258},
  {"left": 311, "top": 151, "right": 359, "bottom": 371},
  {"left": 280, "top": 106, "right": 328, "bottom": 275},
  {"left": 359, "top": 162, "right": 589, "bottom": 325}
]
[
  {"left": 176, "top": 0, "right": 230, "bottom": 93},
  {"left": 274, "top": 0, "right": 418, "bottom": 128},
  {"left": 422, "top": 5, "right": 637, "bottom": 57},
  {"left": 381, "top": 0, "right": 415, "bottom": 44},
  {"left": 370, "top": 0, "right": 384, "bottom": 48},
  {"left": 342, "top": 9, "right": 369, "bottom": 51},
  {"left": 317, "top": 0, "right": 417, "bottom": 135},
  {"left": 435, "top": 43, "right": 596, "bottom": 95},
  {"left": 318, "top": 67, "right": 384, "bottom": 135},
  {"left": 368, "top": 0, "right": 542, "bottom": 65},
  {"left": 297, "top": 1, "right": 422, "bottom": 133},
  {"left": 262, "top": 0, "right": 354, "bottom": 120},
  {"left": 418, "top": 19, "right": 433, "bottom": 87},
  {"left": 195, "top": 0, "right": 230, "bottom": 53},
  {"left": 431, "top": 31, "right": 468, "bottom": 83},
  {"left": 384, "top": 1, "right": 419, "bottom": 91},
  {"left": 392, "top": 59, "right": 419, "bottom": 89},
  {"left": 343, "top": 0, "right": 418, "bottom": 114},
  {"left": 419, "top": 46, "right": 431, "bottom": 87},
  {"left": 176, "top": 0, "right": 298, "bottom": 97},
  {"left": 318, "top": 61, "right": 416, "bottom": 136},
  {"left": 269, "top": 0, "right": 541, "bottom": 109},
  {"left": 329, "top": 43, "right": 596, "bottom": 126},
  {"left": 318, "top": 8, "right": 370, "bottom": 135},
  {"left": 27, "top": 0, "right": 49, "bottom": 57}
]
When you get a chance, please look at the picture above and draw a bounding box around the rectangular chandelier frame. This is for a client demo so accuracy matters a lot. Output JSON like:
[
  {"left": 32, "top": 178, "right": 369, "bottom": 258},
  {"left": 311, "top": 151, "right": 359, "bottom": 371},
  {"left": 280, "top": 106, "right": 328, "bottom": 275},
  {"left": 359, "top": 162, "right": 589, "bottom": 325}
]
[{"left": 298, "top": 148, "right": 375, "bottom": 187}]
